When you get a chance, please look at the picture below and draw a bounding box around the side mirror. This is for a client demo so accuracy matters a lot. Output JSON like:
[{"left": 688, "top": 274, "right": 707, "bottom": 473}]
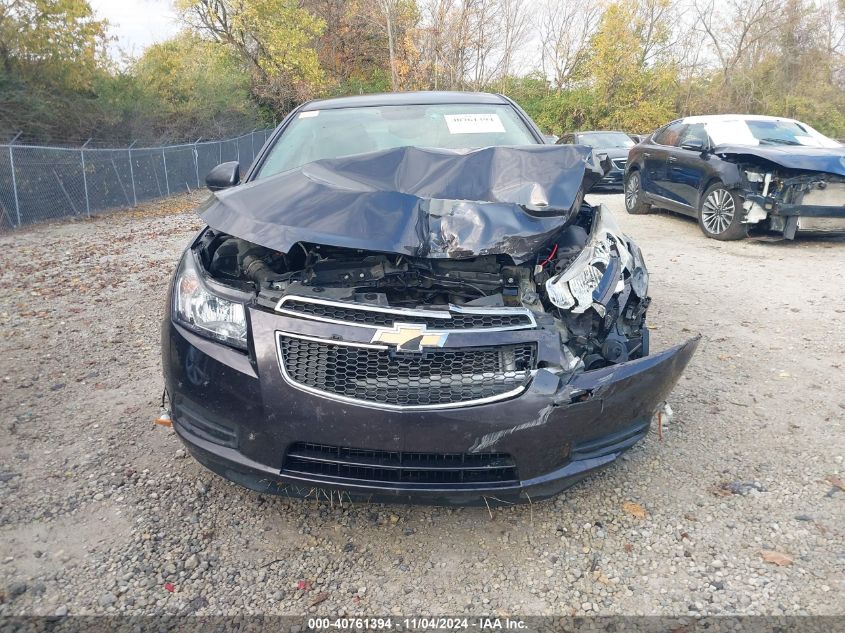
[
  {"left": 544, "top": 134, "right": 560, "bottom": 144},
  {"left": 206, "top": 161, "right": 240, "bottom": 192},
  {"left": 680, "top": 138, "right": 706, "bottom": 152}
]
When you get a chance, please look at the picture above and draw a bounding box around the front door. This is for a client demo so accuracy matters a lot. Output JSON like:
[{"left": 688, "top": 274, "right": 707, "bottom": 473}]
[
  {"left": 643, "top": 122, "right": 685, "bottom": 202},
  {"left": 665, "top": 123, "right": 710, "bottom": 212}
]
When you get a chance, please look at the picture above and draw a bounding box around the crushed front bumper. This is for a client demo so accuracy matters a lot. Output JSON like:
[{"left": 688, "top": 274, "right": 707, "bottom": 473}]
[
  {"left": 746, "top": 194, "right": 845, "bottom": 238},
  {"left": 773, "top": 204, "right": 845, "bottom": 236},
  {"left": 163, "top": 310, "right": 699, "bottom": 506}
]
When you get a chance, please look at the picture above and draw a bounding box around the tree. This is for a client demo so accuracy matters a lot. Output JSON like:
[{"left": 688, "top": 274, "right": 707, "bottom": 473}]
[
  {"left": 537, "top": 0, "right": 600, "bottom": 92},
  {"left": 585, "top": 1, "right": 678, "bottom": 131},
  {"left": 693, "top": 0, "right": 785, "bottom": 93},
  {"left": 129, "top": 33, "right": 268, "bottom": 142},
  {"left": 177, "top": 0, "right": 325, "bottom": 113},
  {"left": 415, "top": 0, "right": 473, "bottom": 89},
  {"left": 496, "top": 0, "right": 530, "bottom": 88},
  {"left": 304, "top": 0, "right": 389, "bottom": 92},
  {"left": 0, "top": 0, "right": 111, "bottom": 140},
  {"left": 358, "top": 0, "right": 419, "bottom": 91},
  {"left": 9, "top": 0, "right": 845, "bottom": 144},
  {"left": 680, "top": 0, "right": 845, "bottom": 135},
  {"left": 374, "top": 0, "right": 401, "bottom": 89},
  {"left": 633, "top": 0, "right": 678, "bottom": 67},
  {"left": 414, "top": 0, "right": 444, "bottom": 88}
]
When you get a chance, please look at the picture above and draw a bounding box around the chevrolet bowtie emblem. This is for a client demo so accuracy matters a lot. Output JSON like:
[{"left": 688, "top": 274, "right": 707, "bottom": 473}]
[{"left": 370, "top": 323, "right": 448, "bottom": 353}]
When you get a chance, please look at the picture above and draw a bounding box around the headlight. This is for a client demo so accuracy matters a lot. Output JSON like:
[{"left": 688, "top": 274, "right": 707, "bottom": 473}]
[
  {"left": 545, "top": 206, "right": 645, "bottom": 313},
  {"left": 173, "top": 253, "right": 247, "bottom": 349},
  {"left": 628, "top": 241, "right": 649, "bottom": 299},
  {"left": 545, "top": 240, "right": 611, "bottom": 312}
]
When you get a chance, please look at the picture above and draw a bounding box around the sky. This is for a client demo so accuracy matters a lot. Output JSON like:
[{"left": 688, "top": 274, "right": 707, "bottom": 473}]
[{"left": 89, "top": 0, "right": 181, "bottom": 61}]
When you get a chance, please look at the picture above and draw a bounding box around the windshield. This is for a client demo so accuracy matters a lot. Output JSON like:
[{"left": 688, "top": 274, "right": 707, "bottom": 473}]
[
  {"left": 577, "top": 132, "right": 635, "bottom": 149},
  {"left": 256, "top": 103, "right": 538, "bottom": 179},
  {"left": 703, "top": 118, "right": 840, "bottom": 148}
]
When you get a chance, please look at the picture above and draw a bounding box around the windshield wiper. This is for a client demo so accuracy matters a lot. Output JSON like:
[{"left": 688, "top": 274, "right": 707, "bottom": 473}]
[{"left": 758, "top": 138, "right": 801, "bottom": 146}]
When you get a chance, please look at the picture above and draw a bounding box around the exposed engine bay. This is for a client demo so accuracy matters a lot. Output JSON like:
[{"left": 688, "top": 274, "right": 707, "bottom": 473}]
[
  {"left": 163, "top": 102, "right": 701, "bottom": 505},
  {"left": 738, "top": 164, "right": 845, "bottom": 235},
  {"left": 193, "top": 201, "right": 650, "bottom": 372},
  {"left": 710, "top": 145, "right": 845, "bottom": 237}
]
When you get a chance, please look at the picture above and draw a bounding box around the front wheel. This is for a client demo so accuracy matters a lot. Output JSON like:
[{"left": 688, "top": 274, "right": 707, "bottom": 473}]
[
  {"left": 624, "top": 171, "right": 651, "bottom": 215},
  {"left": 698, "top": 184, "right": 747, "bottom": 240}
]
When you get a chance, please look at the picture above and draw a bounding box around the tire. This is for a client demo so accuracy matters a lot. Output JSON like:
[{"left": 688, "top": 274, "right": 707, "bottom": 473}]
[
  {"left": 624, "top": 170, "right": 651, "bottom": 215},
  {"left": 698, "top": 183, "right": 747, "bottom": 240}
]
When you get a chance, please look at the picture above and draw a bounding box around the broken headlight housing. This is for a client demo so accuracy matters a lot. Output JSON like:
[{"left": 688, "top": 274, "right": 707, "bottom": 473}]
[
  {"left": 628, "top": 240, "right": 649, "bottom": 299},
  {"left": 545, "top": 206, "right": 643, "bottom": 313},
  {"left": 174, "top": 253, "right": 248, "bottom": 349}
]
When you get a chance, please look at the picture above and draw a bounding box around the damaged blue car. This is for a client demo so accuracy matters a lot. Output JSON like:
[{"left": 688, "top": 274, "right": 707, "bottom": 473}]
[{"left": 624, "top": 114, "right": 845, "bottom": 240}]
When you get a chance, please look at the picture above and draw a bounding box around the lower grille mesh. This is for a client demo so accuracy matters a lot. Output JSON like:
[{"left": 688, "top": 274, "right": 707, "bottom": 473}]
[
  {"left": 279, "top": 335, "right": 535, "bottom": 408},
  {"left": 282, "top": 443, "right": 519, "bottom": 487}
]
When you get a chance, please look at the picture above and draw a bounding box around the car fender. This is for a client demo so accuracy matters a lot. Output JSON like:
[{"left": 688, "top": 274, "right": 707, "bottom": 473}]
[{"left": 696, "top": 159, "right": 745, "bottom": 207}]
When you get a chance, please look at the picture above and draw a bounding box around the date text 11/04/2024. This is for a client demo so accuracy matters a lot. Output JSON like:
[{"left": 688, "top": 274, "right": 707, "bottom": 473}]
[{"left": 307, "top": 618, "right": 528, "bottom": 630}]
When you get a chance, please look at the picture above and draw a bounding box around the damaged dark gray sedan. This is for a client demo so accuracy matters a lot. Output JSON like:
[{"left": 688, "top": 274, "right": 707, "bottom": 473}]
[
  {"left": 162, "top": 92, "right": 698, "bottom": 505},
  {"left": 625, "top": 114, "right": 845, "bottom": 240}
]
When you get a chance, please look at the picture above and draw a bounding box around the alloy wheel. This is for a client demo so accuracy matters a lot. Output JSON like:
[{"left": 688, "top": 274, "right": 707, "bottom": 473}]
[
  {"left": 625, "top": 173, "right": 640, "bottom": 210},
  {"left": 701, "top": 188, "right": 736, "bottom": 235}
]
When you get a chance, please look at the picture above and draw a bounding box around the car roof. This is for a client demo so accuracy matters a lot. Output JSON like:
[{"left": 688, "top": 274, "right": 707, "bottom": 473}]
[
  {"left": 299, "top": 91, "right": 512, "bottom": 111},
  {"left": 681, "top": 114, "right": 801, "bottom": 125}
]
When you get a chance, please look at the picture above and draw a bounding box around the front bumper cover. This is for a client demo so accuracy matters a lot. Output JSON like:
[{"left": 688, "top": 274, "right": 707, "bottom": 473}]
[
  {"left": 594, "top": 167, "right": 624, "bottom": 189},
  {"left": 163, "top": 309, "right": 699, "bottom": 506},
  {"left": 745, "top": 193, "right": 845, "bottom": 238}
]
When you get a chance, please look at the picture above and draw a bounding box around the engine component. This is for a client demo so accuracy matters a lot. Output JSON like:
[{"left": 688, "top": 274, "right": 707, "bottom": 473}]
[{"left": 197, "top": 202, "right": 650, "bottom": 371}]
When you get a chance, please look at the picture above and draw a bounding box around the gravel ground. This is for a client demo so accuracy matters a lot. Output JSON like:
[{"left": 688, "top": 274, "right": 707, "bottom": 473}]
[{"left": 0, "top": 191, "right": 843, "bottom": 617}]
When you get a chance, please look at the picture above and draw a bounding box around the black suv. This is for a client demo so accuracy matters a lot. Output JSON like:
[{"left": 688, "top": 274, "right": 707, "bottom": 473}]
[{"left": 559, "top": 131, "right": 635, "bottom": 190}]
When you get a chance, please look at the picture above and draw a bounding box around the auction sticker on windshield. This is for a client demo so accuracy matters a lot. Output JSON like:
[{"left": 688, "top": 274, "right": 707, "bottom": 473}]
[
  {"left": 444, "top": 113, "right": 505, "bottom": 134},
  {"left": 705, "top": 120, "right": 757, "bottom": 145}
]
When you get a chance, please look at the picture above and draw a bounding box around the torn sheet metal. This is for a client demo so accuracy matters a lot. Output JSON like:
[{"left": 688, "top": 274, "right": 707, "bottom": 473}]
[
  {"left": 715, "top": 144, "right": 845, "bottom": 176},
  {"left": 198, "top": 144, "right": 603, "bottom": 263}
]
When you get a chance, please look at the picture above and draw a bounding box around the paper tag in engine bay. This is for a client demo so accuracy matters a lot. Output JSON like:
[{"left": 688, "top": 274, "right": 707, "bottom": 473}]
[{"left": 444, "top": 113, "right": 505, "bottom": 134}]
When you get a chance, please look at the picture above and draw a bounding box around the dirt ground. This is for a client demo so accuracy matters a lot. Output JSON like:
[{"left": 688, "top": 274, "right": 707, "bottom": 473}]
[{"left": 0, "top": 191, "right": 842, "bottom": 617}]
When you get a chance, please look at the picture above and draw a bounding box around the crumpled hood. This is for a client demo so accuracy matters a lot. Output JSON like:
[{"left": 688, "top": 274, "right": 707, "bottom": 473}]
[
  {"left": 198, "top": 144, "right": 603, "bottom": 263},
  {"left": 715, "top": 144, "right": 845, "bottom": 176}
]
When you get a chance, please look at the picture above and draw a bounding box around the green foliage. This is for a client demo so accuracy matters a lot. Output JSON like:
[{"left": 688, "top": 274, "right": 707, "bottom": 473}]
[
  {"left": 1, "top": 0, "right": 109, "bottom": 90},
  {"left": 129, "top": 34, "right": 270, "bottom": 141},
  {"left": 499, "top": 75, "right": 590, "bottom": 135},
  {"left": 176, "top": 0, "right": 325, "bottom": 111},
  {"left": 5, "top": 0, "right": 845, "bottom": 144},
  {"left": 0, "top": 1, "right": 275, "bottom": 142},
  {"left": 583, "top": 1, "right": 677, "bottom": 132},
  {"left": 517, "top": 86, "right": 600, "bottom": 135},
  {"left": 0, "top": 0, "right": 111, "bottom": 140},
  {"left": 229, "top": 0, "right": 325, "bottom": 85},
  {"left": 332, "top": 69, "right": 393, "bottom": 97},
  {"left": 503, "top": 2, "right": 678, "bottom": 136},
  {"left": 677, "top": 0, "right": 845, "bottom": 138}
]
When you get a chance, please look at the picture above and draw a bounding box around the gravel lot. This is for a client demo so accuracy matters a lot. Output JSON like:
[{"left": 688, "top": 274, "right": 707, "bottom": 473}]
[{"left": 0, "top": 191, "right": 842, "bottom": 617}]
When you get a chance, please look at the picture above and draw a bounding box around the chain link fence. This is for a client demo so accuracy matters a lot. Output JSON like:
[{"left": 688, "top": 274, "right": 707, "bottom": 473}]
[{"left": 0, "top": 129, "right": 274, "bottom": 230}]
